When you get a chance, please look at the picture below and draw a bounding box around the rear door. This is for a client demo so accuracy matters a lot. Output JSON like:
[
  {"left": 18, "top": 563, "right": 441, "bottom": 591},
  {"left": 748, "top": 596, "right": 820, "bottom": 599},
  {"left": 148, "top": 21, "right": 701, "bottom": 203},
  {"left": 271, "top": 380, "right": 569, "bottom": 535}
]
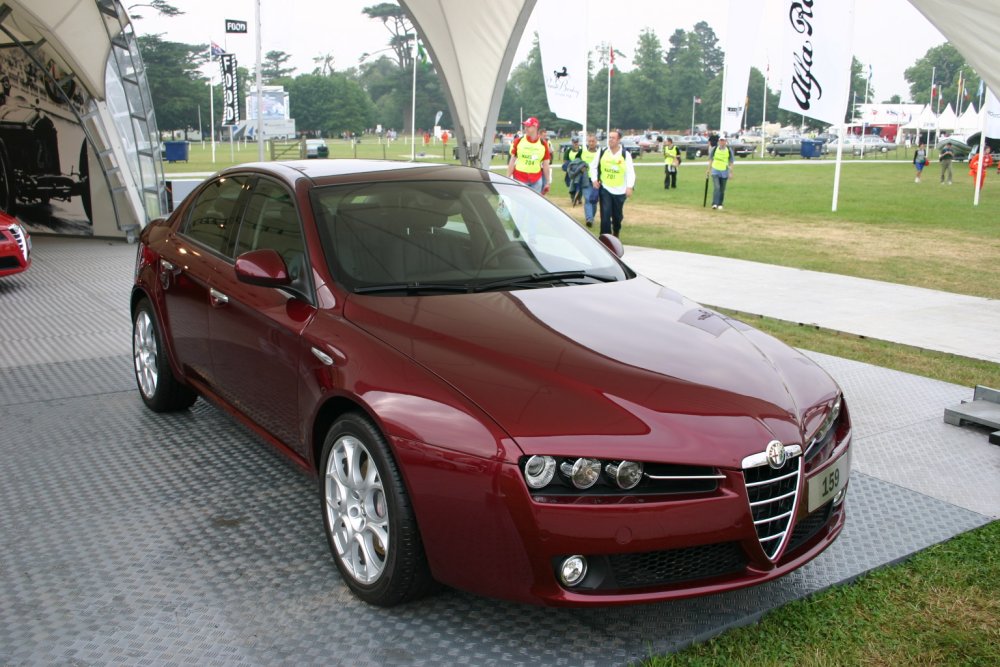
[{"left": 160, "top": 175, "right": 248, "bottom": 383}]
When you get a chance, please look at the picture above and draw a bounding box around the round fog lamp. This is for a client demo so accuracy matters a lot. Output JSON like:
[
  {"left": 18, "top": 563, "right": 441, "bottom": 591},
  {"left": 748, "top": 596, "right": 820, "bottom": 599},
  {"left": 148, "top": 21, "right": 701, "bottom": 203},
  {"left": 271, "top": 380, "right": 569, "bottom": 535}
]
[
  {"left": 560, "top": 457, "right": 602, "bottom": 489},
  {"left": 559, "top": 555, "right": 588, "bottom": 587},
  {"left": 606, "top": 460, "right": 644, "bottom": 490},
  {"left": 524, "top": 455, "right": 556, "bottom": 489}
]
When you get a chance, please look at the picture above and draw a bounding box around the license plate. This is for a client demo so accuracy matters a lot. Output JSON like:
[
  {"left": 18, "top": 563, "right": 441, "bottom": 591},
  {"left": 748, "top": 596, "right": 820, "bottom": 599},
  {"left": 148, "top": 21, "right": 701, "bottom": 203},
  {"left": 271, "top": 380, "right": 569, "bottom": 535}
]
[{"left": 807, "top": 449, "right": 851, "bottom": 512}]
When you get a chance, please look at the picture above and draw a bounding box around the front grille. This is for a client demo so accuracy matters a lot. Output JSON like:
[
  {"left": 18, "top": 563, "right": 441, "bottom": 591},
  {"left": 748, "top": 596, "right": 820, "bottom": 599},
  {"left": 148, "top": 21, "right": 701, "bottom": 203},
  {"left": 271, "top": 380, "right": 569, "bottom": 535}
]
[
  {"left": 744, "top": 454, "right": 801, "bottom": 560},
  {"left": 0, "top": 255, "right": 19, "bottom": 269},
  {"left": 606, "top": 542, "right": 747, "bottom": 589},
  {"left": 786, "top": 501, "right": 833, "bottom": 554}
]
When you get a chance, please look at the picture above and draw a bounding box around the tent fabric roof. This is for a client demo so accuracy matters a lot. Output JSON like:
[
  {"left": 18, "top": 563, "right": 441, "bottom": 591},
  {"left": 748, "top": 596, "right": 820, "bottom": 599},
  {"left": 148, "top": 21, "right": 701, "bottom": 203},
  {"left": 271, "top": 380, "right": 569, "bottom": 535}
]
[
  {"left": 400, "top": 0, "right": 536, "bottom": 166},
  {"left": 5, "top": 0, "right": 123, "bottom": 100},
  {"left": 908, "top": 0, "right": 1000, "bottom": 97}
]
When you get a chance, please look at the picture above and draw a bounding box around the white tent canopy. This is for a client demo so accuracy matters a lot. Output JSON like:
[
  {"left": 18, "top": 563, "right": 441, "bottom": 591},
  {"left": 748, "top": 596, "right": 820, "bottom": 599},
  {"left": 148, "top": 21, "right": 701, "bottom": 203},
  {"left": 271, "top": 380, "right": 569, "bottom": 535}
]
[
  {"left": 956, "top": 103, "right": 982, "bottom": 136},
  {"left": 937, "top": 104, "right": 958, "bottom": 131},
  {"left": 399, "top": 0, "right": 1000, "bottom": 165}
]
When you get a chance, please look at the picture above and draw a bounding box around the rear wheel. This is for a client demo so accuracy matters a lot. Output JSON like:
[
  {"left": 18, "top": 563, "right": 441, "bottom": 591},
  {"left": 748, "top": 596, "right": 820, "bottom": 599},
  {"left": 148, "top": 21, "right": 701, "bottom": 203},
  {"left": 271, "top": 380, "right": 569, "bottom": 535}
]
[
  {"left": 132, "top": 298, "right": 197, "bottom": 412},
  {"left": 319, "top": 412, "right": 433, "bottom": 606}
]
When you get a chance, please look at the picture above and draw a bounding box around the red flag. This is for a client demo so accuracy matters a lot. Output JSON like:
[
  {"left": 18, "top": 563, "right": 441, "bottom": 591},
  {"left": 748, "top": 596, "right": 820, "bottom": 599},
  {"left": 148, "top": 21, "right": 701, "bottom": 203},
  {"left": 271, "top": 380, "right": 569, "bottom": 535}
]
[
  {"left": 609, "top": 45, "right": 615, "bottom": 76},
  {"left": 931, "top": 85, "right": 937, "bottom": 98},
  {"left": 694, "top": 97, "right": 702, "bottom": 104}
]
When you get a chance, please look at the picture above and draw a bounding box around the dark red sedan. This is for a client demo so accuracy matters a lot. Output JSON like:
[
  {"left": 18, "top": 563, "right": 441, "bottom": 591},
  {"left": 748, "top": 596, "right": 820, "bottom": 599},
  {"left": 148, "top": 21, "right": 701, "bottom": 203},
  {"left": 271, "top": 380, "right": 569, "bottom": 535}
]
[
  {"left": 131, "top": 160, "right": 851, "bottom": 607},
  {"left": 0, "top": 212, "right": 30, "bottom": 277}
]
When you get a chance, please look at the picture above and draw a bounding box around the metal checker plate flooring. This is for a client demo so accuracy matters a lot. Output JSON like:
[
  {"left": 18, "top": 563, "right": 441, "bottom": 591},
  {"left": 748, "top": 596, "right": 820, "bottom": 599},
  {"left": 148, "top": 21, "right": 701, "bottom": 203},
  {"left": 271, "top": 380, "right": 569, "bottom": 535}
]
[{"left": 0, "top": 237, "right": 995, "bottom": 666}]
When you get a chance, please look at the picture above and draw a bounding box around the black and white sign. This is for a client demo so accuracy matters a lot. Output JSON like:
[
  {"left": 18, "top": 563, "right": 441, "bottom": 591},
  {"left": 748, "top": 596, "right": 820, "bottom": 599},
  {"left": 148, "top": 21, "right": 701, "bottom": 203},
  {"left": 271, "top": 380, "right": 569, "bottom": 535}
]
[
  {"left": 220, "top": 54, "right": 240, "bottom": 125},
  {"left": 225, "top": 19, "right": 248, "bottom": 34}
]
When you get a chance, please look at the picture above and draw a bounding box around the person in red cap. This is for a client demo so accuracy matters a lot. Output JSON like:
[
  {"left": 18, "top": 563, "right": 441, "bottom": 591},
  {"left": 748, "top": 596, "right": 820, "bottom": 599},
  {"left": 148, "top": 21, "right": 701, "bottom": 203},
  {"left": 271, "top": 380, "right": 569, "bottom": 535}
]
[{"left": 507, "top": 117, "right": 552, "bottom": 195}]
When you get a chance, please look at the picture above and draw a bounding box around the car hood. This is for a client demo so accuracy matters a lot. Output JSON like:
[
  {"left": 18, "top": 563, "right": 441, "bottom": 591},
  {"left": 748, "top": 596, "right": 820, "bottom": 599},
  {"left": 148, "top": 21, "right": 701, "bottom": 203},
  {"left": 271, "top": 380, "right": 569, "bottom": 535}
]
[{"left": 344, "top": 277, "right": 839, "bottom": 468}]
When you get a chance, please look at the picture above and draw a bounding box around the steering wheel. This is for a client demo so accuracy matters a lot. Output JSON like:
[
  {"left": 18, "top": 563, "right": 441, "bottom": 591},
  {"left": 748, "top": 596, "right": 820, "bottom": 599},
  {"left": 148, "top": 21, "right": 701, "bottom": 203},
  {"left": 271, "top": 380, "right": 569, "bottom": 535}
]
[{"left": 482, "top": 241, "right": 529, "bottom": 268}]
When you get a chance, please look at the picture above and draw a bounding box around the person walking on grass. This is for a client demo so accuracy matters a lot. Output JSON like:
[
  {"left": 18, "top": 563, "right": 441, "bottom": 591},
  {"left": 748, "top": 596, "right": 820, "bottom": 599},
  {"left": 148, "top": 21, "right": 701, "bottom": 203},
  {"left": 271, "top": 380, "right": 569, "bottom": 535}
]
[
  {"left": 663, "top": 137, "right": 681, "bottom": 190},
  {"left": 579, "top": 134, "right": 599, "bottom": 227},
  {"left": 507, "top": 117, "right": 552, "bottom": 195},
  {"left": 913, "top": 142, "right": 928, "bottom": 182},
  {"left": 589, "top": 129, "right": 635, "bottom": 237},
  {"left": 939, "top": 141, "right": 954, "bottom": 184},
  {"left": 706, "top": 136, "right": 735, "bottom": 210}
]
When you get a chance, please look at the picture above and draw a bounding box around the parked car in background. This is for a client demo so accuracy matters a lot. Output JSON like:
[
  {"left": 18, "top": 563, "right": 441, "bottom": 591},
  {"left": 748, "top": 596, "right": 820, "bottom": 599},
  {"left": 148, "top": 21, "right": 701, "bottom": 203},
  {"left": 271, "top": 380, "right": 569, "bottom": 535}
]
[
  {"left": 131, "top": 159, "right": 852, "bottom": 608},
  {"left": 852, "top": 135, "right": 897, "bottom": 155},
  {"left": 305, "top": 139, "right": 328, "bottom": 159},
  {"left": 679, "top": 135, "right": 711, "bottom": 159},
  {"left": 0, "top": 212, "right": 30, "bottom": 277},
  {"left": 765, "top": 136, "right": 804, "bottom": 156}
]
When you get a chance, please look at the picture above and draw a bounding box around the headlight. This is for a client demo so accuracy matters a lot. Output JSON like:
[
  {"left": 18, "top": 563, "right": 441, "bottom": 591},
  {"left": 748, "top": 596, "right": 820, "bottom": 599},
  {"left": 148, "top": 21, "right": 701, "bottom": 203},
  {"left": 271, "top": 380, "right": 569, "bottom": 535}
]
[
  {"left": 560, "top": 458, "right": 602, "bottom": 489},
  {"left": 605, "top": 460, "right": 643, "bottom": 489},
  {"left": 523, "top": 455, "right": 556, "bottom": 489},
  {"left": 811, "top": 396, "right": 842, "bottom": 447}
]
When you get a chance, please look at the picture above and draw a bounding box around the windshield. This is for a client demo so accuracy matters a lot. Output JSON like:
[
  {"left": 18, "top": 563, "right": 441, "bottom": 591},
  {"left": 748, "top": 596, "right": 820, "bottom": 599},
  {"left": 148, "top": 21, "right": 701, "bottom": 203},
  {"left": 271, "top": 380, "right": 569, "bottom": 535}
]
[{"left": 311, "top": 179, "right": 631, "bottom": 294}]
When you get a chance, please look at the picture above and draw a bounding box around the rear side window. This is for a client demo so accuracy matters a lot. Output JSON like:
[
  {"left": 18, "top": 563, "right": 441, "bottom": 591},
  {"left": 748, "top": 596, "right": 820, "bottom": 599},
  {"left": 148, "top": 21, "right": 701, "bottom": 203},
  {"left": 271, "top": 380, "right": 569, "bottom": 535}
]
[{"left": 183, "top": 175, "right": 248, "bottom": 254}]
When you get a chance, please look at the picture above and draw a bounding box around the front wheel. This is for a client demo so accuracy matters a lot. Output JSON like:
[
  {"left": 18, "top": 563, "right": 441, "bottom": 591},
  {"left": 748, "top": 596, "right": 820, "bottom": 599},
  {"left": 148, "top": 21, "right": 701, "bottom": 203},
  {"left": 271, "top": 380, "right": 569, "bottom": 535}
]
[
  {"left": 132, "top": 298, "right": 197, "bottom": 412},
  {"left": 319, "top": 412, "right": 433, "bottom": 606}
]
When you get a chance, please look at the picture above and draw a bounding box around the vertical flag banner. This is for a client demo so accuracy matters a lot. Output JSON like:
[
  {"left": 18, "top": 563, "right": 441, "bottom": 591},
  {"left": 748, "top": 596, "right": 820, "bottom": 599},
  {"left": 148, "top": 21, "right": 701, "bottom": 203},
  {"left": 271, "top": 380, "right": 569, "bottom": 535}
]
[
  {"left": 778, "top": 0, "right": 855, "bottom": 126},
  {"left": 219, "top": 53, "right": 240, "bottom": 125},
  {"left": 536, "top": 0, "right": 588, "bottom": 124},
  {"left": 720, "top": 0, "right": 765, "bottom": 134},
  {"left": 985, "top": 88, "right": 1000, "bottom": 138}
]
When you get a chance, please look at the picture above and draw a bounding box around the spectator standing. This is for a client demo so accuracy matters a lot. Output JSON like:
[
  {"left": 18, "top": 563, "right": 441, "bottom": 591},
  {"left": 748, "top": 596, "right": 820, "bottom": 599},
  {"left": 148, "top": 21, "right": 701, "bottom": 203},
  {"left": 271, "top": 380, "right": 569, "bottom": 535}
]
[
  {"left": 589, "top": 129, "right": 636, "bottom": 237},
  {"left": 913, "top": 142, "right": 928, "bottom": 182},
  {"left": 706, "top": 137, "right": 735, "bottom": 210},
  {"left": 939, "top": 141, "right": 955, "bottom": 184},
  {"left": 507, "top": 117, "right": 552, "bottom": 195},
  {"left": 580, "top": 134, "right": 599, "bottom": 227},
  {"left": 562, "top": 136, "right": 582, "bottom": 188},
  {"left": 969, "top": 150, "right": 994, "bottom": 190},
  {"left": 663, "top": 138, "right": 681, "bottom": 189}
]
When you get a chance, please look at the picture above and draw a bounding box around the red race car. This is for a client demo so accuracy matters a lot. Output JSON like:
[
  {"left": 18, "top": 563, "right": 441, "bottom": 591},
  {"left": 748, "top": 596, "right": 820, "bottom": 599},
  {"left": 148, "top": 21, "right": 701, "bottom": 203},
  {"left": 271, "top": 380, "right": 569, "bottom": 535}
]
[
  {"left": 131, "top": 160, "right": 852, "bottom": 607},
  {"left": 0, "top": 211, "right": 31, "bottom": 277}
]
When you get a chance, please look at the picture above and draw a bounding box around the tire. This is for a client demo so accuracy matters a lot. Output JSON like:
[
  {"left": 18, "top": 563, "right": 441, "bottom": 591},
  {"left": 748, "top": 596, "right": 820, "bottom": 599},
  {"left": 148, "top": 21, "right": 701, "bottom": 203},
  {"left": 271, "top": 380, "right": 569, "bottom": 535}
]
[
  {"left": 319, "top": 412, "right": 433, "bottom": 607},
  {"left": 132, "top": 298, "right": 197, "bottom": 412}
]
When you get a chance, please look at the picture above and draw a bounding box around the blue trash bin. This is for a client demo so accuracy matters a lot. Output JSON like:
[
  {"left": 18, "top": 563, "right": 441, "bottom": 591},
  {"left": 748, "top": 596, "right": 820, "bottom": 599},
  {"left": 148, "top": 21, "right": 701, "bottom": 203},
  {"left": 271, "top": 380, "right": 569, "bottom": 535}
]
[
  {"left": 800, "top": 139, "right": 824, "bottom": 159},
  {"left": 163, "top": 141, "right": 190, "bottom": 163}
]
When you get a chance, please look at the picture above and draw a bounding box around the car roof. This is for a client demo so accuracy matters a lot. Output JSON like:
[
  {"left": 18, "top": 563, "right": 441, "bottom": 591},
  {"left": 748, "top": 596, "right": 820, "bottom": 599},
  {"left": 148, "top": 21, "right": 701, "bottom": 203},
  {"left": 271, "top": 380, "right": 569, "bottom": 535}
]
[{"left": 215, "top": 160, "right": 504, "bottom": 189}]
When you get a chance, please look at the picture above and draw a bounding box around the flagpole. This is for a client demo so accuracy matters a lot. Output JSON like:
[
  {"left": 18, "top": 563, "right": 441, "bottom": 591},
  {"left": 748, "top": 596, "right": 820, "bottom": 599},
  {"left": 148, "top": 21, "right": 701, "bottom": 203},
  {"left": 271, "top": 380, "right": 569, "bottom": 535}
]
[
  {"left": 955, "top": 70, "right": 963, "bottom": 113},
  {"left": 254, "top": 0, "right": 264, "bottom": 161},
  {"left": 411, "top": 37, "right": 418, "bottom": 161},
  {"left": 760, "top": 64, "right": 768, "bottom": 158},
  {"left": 209, "top": 77, "right": 216, "bottom": 163},
  {"left": 691, "top": 97, "right": 696, "bottom": 136},
  {"left": 605, "top": 45, "right": 612, "bottom": 142},
  {"left": 974, "top": 87, "right": 988, "bottom": 207},
  {"left": 928, "top": 65, "right": 935, "bottom": 146}
]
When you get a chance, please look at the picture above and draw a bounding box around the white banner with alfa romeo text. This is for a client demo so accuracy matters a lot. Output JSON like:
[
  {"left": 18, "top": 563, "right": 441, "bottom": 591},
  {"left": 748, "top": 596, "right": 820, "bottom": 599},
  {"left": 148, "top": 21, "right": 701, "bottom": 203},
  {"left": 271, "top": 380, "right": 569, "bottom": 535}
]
[
  {"left": 536, "top": 0, "right": 587, "bottom": 125},
  {"left": 720, "top": 0, "right": 765, "bottom": 134},
  {"left": 778, "top": 0, "right": 855, "bottom": 126}
]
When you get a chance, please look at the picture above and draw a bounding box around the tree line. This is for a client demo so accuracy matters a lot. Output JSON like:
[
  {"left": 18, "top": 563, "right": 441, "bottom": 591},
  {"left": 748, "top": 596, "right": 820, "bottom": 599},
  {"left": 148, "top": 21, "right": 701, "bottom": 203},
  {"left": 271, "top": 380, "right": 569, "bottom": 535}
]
[{"left": 138, "top": 2, "right": 981, "bottom": 139}]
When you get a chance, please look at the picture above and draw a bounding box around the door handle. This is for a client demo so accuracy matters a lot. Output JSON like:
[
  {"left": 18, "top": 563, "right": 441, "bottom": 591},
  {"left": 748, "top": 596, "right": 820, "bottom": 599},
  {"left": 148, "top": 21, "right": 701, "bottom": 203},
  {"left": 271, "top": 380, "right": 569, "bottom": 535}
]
[
  {"left": 209, "top": 287, "right": 229, "bottom": 306},
  {"left": 161, "top": 259, "right": 177, "bottom": 271}
]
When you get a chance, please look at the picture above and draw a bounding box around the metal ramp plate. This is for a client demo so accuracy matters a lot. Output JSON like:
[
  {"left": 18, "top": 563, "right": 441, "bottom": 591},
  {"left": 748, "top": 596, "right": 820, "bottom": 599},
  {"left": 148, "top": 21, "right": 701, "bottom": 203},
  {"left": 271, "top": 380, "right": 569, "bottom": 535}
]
[{"left": 1, "top": 238, "right": 996, "bottom": 666}]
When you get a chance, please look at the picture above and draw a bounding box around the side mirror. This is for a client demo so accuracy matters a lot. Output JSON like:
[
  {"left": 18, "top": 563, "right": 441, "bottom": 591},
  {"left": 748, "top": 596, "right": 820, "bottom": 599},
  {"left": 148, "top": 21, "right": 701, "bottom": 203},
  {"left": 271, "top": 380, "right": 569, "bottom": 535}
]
[
  {"left": 234, "top": 248, "right": 290, "bottom": 287},
  {"left": 598, "top": 233, "right": 624, "bottom": 258}
]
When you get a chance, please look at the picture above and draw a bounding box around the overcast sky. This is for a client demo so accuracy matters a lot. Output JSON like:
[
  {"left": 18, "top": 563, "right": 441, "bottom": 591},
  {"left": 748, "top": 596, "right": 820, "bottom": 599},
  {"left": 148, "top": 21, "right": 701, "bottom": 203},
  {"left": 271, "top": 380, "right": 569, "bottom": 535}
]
[{"left": 135, "top": 0, "right": 949, "bottom": 104}]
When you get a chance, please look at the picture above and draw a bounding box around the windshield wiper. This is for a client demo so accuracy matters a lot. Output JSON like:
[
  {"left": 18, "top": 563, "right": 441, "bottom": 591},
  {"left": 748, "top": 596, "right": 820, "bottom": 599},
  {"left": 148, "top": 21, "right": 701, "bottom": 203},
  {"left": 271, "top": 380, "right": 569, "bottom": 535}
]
[
  {"left": 353, "top": 283, "right": 471, "bottom": 295},
  {"left": 473, "top": 271, "right": 617, "bottom": 292}
]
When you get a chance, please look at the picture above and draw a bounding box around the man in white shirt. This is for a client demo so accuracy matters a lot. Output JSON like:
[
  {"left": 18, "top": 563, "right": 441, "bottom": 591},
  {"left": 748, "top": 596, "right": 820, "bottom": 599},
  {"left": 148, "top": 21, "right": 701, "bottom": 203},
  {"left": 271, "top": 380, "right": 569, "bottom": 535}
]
[{"left": 588, "top": 129, "right": 636, "bottom": 237}]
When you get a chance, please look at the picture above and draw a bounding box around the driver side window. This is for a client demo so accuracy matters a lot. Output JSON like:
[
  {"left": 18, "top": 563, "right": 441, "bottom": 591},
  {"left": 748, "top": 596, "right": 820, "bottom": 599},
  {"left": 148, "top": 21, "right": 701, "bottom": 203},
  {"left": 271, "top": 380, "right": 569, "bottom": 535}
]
[{"left": 234, "top": 179, "right": 310, "bottom": 292}]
